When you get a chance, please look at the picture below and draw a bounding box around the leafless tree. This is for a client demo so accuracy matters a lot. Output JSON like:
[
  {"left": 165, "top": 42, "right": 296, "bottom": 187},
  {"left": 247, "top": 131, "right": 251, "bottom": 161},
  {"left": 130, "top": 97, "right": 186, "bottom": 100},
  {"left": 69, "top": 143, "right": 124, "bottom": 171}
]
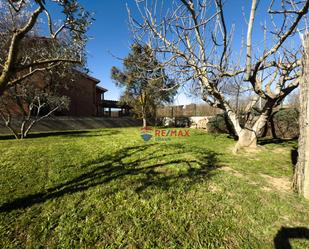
[
  {"left": 0, "top": 75, "right": 70, "bottom": 139},
  {"left": 287, "top": 90, "right": 300, "bottom": 108},
  {"left": 0, "top": 0, "right": 92, "bottom": 97},
  {"left": 129, "top": 0, "right": 308, "bottom": 151}
]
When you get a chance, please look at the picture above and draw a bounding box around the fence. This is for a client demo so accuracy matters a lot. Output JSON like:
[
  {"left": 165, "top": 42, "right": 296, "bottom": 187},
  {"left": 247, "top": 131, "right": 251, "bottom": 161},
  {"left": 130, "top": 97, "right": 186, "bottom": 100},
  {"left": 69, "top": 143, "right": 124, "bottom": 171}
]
[{"left": 156, "top": 103, "right": 221, "bottom": 118}]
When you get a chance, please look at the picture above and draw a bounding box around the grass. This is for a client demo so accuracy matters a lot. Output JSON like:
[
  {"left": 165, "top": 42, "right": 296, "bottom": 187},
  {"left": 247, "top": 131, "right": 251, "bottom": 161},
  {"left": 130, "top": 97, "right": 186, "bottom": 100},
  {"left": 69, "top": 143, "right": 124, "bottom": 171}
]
[{"left": 0, "top": 127, "right": 308, "bottom": 248}]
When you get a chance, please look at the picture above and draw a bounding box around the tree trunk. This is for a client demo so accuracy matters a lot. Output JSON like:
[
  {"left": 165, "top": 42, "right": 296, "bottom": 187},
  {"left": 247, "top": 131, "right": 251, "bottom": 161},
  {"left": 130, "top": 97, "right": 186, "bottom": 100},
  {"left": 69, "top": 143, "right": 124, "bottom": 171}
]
[
  {"left": 234, "top": 127, "right": 262, "bottom": 152},
  {"left": 293, "top": 37, "right": 309, "bottom": 199},
  {"left": 6, "top": 125, "right": 19, "bottom": 139},
  {"left": 20, "top": 120, "right": 26, "bottom": 140},
  {"left": 224, "top": 112, "right": 237, "bottom": 138},
  {"left": 24, "top": 120, "right": 36, "bottom": 138},
  {"left": 234, "top": 128, "right": 257, "bottom": 152},
  {"left": 142, "top": 117, "right": 147, "bottom": 128},
  {"left": 0, "top": 114, "right": 19, "bottom": 139},
  {"left": 269, "top": 112, "right": 278, "bottom": 139},
  {"left": 234, "top": 113, "right": 269, "bottom": 152},
  {"left": 220, "top": 95, "right": 272, "bottom": 152},
  {"left": 235, "top": 89, "right": 240, "bottom": 116},
  {"left": 261, "top": 120, "right": 268, "bottom": 138},
  {"left": 224, "top": 106, "right": 258, "bottom": 152}
]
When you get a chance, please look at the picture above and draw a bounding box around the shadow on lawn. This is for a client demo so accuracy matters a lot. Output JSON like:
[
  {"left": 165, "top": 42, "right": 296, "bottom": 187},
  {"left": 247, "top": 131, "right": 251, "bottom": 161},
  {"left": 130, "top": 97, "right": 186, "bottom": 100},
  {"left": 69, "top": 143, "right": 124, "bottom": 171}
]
[
  {"left": 0, "top": 129, "right": 121, "bottom": 140},
  {"left": 0, "top": 143, "right": 220, "bottom": 213},
  {"left": 274, "top": 226, "right": 309, "bottom": 249},
  {"left": 258, "top": 137, "right": 297, "bottom": 146}
]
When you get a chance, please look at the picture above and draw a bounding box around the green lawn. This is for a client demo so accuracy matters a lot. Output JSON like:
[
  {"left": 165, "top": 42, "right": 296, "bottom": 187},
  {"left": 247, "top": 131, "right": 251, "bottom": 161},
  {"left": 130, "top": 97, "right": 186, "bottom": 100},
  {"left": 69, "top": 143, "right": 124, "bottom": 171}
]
[{"left": 0, "top": 128, "right": 308, "bottom": 248}]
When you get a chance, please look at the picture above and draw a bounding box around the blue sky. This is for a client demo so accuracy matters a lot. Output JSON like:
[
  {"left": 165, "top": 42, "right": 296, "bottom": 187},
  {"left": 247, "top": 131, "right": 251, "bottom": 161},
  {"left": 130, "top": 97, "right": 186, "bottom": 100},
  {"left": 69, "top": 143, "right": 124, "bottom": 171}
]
[
  {"left": 79, "top": 0, "right": 240, "bottom": 104},
  {"left": 78, "top": 1, "right": 130, "bottom": 101},
  {"left": 73, "top": 0, "right": 301, "bottom": 104}
]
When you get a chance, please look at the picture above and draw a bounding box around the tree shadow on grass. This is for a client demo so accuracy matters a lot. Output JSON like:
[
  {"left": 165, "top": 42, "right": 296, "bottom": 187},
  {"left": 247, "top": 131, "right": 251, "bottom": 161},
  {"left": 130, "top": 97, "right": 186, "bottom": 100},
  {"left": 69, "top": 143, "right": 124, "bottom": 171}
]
[
  {"left": 274, "top": 227, "right": 309, "bottom": 249},
  {"left": 258, "top": 137, "right": 298, "bottom": 146},
  {"left": 0, "top": 143, "right": 220, "bottom": 213}
]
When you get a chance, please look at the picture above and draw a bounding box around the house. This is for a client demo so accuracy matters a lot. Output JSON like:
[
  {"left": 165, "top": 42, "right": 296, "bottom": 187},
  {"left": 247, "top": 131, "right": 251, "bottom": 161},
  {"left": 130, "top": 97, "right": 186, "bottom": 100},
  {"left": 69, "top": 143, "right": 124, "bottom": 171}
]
[
  {"left": 59, "top": 72, "right": 131, "bottom": 117},
  {"left": 1, "top": 70, "right": 130, "bottom": 118},
  {"left": 1, "top": 36, "right": 130, "bottom": 118}
]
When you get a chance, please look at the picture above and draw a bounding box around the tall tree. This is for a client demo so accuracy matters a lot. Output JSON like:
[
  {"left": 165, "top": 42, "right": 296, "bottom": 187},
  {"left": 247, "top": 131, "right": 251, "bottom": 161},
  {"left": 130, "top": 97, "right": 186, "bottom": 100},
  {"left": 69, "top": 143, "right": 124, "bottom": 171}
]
[
  {"left": 0, "top": 0, "right": 92, "bottom": 97},
  {"left": 111, "top": 44, "right": 177, "bottom": 128},
  {"left": 129, "top": 0, "right": 308, "bottom": 151},
  {"left": 293, "top": 36, "right": 309, "bottom": 199}
]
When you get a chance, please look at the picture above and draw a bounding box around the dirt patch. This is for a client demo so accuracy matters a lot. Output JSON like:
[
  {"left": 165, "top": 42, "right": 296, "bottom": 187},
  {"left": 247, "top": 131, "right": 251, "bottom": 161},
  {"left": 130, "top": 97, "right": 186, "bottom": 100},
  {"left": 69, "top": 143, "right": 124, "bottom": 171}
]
[
  {"left": 219, "top": 166, "right": 244, "bottom": 178},
  {"left": 228, "top": 144, "right": 266, "bottom": 155},
  {"left": 259, "top": 173, "right": 291, "bottom": 193},
  {"left": 261, "top": 186, "right": 272, "bottom": 192},
  {"left": 271, "top": 147, "right": 288, "bottom": 154},
  {"left": 208, "top": 183, "right": 222, "bottom": 193},
  {"left": 219, "top": 166, "right": 291, "bottom": 193}
]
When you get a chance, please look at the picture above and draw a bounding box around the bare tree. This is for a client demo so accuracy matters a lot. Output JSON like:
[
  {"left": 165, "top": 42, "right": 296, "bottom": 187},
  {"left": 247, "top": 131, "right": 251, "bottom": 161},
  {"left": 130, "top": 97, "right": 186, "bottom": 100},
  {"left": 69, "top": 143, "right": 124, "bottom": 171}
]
[
  {"left": 0, "top": 0, "right": 92, "bottom": 97},
  {"left": 0, "top": 72, "right": 70, "bottom": 139},
  {"left": 129, "top": 0, "right": 308, "bottom": 151},
  {"left": 287, "top": 90, "right": 300, "bottom": 109}
]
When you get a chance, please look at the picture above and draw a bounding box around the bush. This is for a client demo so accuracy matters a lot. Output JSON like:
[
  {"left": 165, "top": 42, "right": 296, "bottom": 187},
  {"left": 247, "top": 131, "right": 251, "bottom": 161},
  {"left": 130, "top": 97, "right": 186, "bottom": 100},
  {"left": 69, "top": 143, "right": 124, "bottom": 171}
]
[
  {"left": 207, "top": 113, "right": 237, "bottom": 137},
  {"left": 207, "top": 108, "right": 299, "bottom": 139},
  {"left": 271, "top": 108, "right": 299, "bottom": 139}
]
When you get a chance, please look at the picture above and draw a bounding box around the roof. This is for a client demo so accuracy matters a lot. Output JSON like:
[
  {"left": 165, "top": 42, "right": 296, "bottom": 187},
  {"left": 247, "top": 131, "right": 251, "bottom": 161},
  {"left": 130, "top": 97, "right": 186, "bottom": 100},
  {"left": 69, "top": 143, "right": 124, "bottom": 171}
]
[
  {"left": 79, "top": 72, "right": 101, "bottom": 84},
  {"left": 96, "top": 85, "right": 108, "bottom": 92}
]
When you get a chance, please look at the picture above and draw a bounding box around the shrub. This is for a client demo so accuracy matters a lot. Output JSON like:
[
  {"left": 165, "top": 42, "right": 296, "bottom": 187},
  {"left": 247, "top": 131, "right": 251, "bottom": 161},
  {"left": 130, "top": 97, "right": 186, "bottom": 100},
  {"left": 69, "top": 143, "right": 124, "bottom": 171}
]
[
  {"left": 207, "top": 108, "right": 299, "bottom": 139},
  {"left": 207, "top": 113, "right": 237, "bottom": 137},
  {"left": 271, "top": 108, "right": 299, "bottom": 139}
]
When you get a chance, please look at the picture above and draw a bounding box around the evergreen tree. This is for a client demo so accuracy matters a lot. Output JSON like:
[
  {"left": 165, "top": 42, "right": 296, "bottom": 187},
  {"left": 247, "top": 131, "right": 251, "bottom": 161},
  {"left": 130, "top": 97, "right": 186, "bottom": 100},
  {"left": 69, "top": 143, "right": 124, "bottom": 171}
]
[{"left": 111, "top": 44, "right": 177, "bottom": 127}]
